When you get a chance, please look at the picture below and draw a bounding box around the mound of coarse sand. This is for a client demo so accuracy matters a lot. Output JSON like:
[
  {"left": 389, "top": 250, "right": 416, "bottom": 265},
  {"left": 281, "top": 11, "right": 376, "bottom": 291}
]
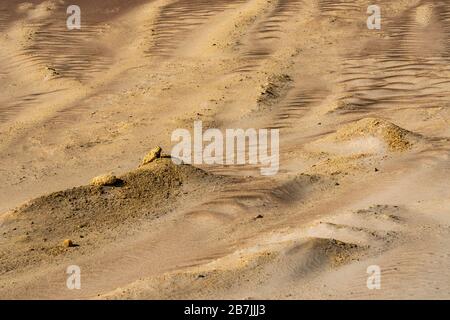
[
  {"left": 0, "top": 157, "right": 223, "bottom": 274},
  {"left": 320, "top": 118, "right": 421, "bottom": 152}
]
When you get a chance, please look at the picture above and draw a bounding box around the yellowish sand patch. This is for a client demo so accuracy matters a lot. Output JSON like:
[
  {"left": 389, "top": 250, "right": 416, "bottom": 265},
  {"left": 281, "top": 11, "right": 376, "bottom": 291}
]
[
  {"left": 307, "top": 154, "right": 368, "bottom": 175},
  {"left": 415, "top": 4, "right": 434, "bottom": 27}
]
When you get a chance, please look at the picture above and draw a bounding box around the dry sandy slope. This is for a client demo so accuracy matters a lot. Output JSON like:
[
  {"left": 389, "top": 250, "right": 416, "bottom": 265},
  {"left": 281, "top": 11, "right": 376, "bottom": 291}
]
[{"left": 0, "top": 0, "right": 450, "bottom": 299}]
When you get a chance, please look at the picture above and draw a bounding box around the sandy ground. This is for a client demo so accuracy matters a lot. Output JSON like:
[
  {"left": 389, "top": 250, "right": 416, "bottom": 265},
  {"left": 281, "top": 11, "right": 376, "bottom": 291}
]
[{"left": 0, "top": 0, "right": 450, "bottom": 299}]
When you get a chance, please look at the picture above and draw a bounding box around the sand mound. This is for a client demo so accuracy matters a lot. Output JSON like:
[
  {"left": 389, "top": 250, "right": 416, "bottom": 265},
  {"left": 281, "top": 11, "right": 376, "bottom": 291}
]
[
  {"left": 320, "top": 118, "right": 419, "bottom": 152},
  {"left": 0, "top": 158, "right": 218, "bottom": 273},
  {"left": 304, "top": 118, "right": 423, "bottom": 175},
  {"left": 99, "top": 237, "right": 364, "bottom": 299}
]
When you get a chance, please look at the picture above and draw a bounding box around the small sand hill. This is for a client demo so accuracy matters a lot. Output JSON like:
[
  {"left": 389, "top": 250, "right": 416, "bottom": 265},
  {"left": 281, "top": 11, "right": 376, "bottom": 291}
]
[
  {"left": 330, "top": 118, "right": 420, "bottom": 151},
  {"left": 0, "top": 158, "right": 219, "bottom": 274},
  {"left": 305, "top": 118, "right": 423, "bottom": 175},
  {"left": 99, "top": 237, "right": 364, "bottom": 300},
  {"left": 309, "top": 118, "right": 421, "bottom": 155},
  {"left": 100, "top": 205, "right": 402, "bottom": 300}
]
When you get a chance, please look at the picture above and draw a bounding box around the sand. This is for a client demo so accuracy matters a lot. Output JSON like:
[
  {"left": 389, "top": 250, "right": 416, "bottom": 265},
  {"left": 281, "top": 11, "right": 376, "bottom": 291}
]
[{"left": 0, "top": 0, "right": 450, "bottom": 299}]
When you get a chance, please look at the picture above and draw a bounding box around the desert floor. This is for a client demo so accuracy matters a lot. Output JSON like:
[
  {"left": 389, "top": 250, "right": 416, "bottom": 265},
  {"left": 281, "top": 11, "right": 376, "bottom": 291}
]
[{"left": 0, "top": 0, "right": 450, "bottom": 299}]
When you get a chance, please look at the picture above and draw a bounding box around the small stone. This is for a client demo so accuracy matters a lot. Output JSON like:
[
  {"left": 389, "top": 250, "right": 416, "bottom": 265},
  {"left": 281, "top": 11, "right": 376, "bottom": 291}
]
[
  {"left": 91, "top": 174, "right": 118, "bottom": 187},
  {"left": 374, "top": 168, "right": 379, "bottom": 172},
  {"left": 63, "top": 239, "right": 75, "bottom": 248},
  {"left": 141, "top": 146, "right": 162, "bottom": 166}
]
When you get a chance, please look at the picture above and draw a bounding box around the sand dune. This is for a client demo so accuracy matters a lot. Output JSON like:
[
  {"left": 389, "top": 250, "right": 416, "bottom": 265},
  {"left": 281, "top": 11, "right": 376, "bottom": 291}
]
[{"left": 1, "top": 0, "right": 450, "bottom": 299}]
